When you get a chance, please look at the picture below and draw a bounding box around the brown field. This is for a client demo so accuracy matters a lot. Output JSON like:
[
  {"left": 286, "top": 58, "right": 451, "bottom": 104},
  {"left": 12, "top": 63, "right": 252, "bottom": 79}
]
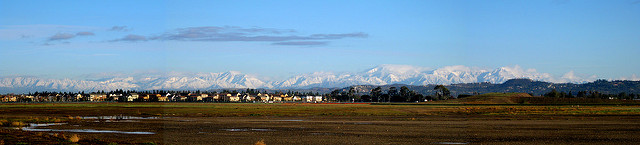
[{"left": 2, "top": 102, "right": 640, "bottom": 144}]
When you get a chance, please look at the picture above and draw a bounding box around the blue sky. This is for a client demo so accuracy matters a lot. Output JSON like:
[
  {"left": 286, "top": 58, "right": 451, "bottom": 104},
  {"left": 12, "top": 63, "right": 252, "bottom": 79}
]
[{"left": 1, "top": 0, "right": 639, "bottom": 80}]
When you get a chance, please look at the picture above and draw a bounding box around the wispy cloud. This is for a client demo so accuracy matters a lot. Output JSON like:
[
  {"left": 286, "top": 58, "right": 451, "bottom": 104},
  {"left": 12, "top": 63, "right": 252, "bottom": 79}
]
[
  {"left": 108, "top": 26, "right": 130, "bottom": 31},
  {"left": 618, "top": 74, "right": 640, "bottom": 81},
  {"left": 110, "top": 34, "right": 147, "bottom": 42},
  {"left": 0, "top": 24, "right": 99, "bottom": 40},
  {"left": 309, "top": 33, "right": 368, "bottom": 39},
  {"left": 76, "top": 31, "right": 95, "bottom": 36},
  {"left": 556, "top": 70, "right": 598, "bottom": 83},
  {"left": 91, "top": 53, "right": 118, "bottom": 56},
  {"left": 272, "top": 41, "right": 328, "bottom": 46},
  {"left": 46, "top": 31, "right": 95, "bottom": 45},
  {"left": 146, "top": 26, "right": 367, "bottom": 46},
  {"left": 20, "top": 35, "right": 33, "bottom": 39},
  {"left": 48, "top": 33, "right": 76, "bottom": 41}
]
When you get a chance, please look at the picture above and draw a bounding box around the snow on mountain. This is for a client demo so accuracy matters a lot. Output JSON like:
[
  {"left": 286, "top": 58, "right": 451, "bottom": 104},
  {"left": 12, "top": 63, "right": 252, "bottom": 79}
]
[
  {"left": 0, "top": 65, "right": 599, "bottom": 93},
  {"left": 0, "top": 76, "right": 139, "bottom": 92},
  {"left": 556, "top": 71, "right": 598, "bottom": 83},
  {"left": 0, "top": 71, "right": 270, "bottom": 93},
  {"left": 363, "top": 64, "right": 430, "bottom": 83},
  {"left": 274, "top": 65, "right": 557, "bottom": 88},
  {"left": 478, "top": 66, "right": 553, "bottom": 83},
  {"left": 119, "top": 71, "right": 272, "bottom": 90}
]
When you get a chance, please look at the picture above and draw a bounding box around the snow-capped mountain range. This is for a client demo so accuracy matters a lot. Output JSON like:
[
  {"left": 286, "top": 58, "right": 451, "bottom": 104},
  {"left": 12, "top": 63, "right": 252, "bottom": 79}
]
[{"left": 0, "top": 65, "right": 600, "bottom": 93}]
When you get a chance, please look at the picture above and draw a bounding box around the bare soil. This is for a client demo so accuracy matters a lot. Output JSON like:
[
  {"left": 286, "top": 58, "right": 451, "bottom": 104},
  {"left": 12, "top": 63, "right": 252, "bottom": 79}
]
[{"left": 2, "top": 103, "right": 640, "bottom": 144}]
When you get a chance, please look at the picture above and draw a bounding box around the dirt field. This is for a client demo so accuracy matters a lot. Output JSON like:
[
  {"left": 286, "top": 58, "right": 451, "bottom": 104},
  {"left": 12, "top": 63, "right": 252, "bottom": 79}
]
[{"left": 2, "top": 103, "right": 640, "bottom": 144}]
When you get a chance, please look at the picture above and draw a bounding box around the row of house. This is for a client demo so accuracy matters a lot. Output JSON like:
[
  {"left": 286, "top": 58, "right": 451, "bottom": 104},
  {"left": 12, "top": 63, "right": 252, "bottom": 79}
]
[
  {"left": 164, "top": 93, "right": 323, "bottom": 103},
  {"left": 1, "top": 92, "right": 324, "bottom": 103}
]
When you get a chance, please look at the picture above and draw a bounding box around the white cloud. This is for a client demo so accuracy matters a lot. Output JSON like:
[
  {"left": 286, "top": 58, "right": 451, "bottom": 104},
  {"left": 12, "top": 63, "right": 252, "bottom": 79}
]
[
  {"left": 48, "top": 33, "right": 75, "bottom": 41},
  {"left": 556, "top": 70, "right": 598, "bottom": 83},
  {"left": 108, "top": 26, "right": 130, "bottom": 32},
  {"left": 0, "top": 24, "right": 99, "bottom": 40},
  {"left": 110, "top": 34, "right": 147, "bottom": 42},
  {"left": 76, "top": 32, "right": 95, "bottom": 36},
  {"left": 618, "top": 74, "right": 640, "bottom": 81},
  {"left": 148, "top": 26, "right": 367, "bottom": 46}
]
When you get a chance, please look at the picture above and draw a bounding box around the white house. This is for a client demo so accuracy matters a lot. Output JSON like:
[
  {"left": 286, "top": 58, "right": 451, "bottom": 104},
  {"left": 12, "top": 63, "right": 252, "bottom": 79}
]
[
  {"left": 313, "top": 96, "right": 323, "bottom": 102},
  {"left": 127, "top": 93, "right": 139, "bottom": 102},
  {"left": 89, "top": 93, "right": 107, "bottom": 101}
]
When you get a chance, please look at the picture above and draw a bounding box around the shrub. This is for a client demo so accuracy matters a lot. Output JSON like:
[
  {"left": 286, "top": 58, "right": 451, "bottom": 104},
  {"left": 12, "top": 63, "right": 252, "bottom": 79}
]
[
  {"left": 254, "top": 139, "right": 266, "bottom": 145},
  {"left": 67, "top": 134, "right": 80, "bottom": 143},
  {"left": 11, "top": 121, "right": 25, "bottom": 127}
]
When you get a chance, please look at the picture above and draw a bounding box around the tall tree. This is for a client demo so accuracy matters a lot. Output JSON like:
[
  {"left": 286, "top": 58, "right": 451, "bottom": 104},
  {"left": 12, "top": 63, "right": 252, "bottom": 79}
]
[
  {"left": 434, "top": 85, "right": 450, "bottom": 100},
  {"left": 348, "top": 87, "right": 361, "bottom": 102},
  {"left": 370, "top": 87, "right": 382, "bottom": 102},
  {"left": 348, "top": 87, "right": 355, "bottom": 97},
  {"left": 400, "top": 86, "right": 410, "bottom": 97},
  {"left": 544, "top": 89, "right": 560, "bottom": 98},
  {"left": 388, "top": 87, "right": 397, "bottom": 102}
]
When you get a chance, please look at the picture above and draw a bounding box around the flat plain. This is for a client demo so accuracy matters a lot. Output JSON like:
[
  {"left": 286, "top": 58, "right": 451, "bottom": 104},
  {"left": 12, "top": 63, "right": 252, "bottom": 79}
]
[{"left": 2, "top": 102, "right": 640, "bottom": 144}]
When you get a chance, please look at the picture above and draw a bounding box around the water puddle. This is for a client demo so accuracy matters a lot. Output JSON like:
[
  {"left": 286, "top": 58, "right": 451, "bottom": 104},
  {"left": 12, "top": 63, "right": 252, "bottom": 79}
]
[
  {"left": 251, "top": 129, "right": 275, "bottom": 131},
  {"left": 221, "top": 128, "right": 276, "bottom": 132},
  {"left": 21, "top": 123, "right": 155, "bottom": 135},
  {"left": 310, "top": 132, "right": 336, "bottom": 135},
  {"left": 274, "top": 120, "right": 304, "bottom": 122},
  {"left": 30, "top": 123, "right": 67, "bottom": 127},
  {"left": 82, "top": 116, "right": 161, "bottom": 120},
  {"left": 80, "top": 115, "right": 166, "bottom": 123},
  {"left": 92, "top": 120, "right": 140, "bottom": 123},
  {"left": 433, "top": 142, "right": 469, "bottom": 144}
]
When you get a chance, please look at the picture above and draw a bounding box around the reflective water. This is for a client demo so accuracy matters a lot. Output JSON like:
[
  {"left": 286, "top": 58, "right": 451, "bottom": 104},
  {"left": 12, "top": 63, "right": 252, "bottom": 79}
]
[
  {"left": 433, "top": 142, "right": 469, "bottom": 144},
  {"left": 274, "top": 119, "right": 304, "bottom": 122},
  {"left": 81, "top": 116, "right": 160, "bottom": 120},
  {"left": 21, "top": 123, "right": 155, "bottom": 135},
  {"left": 220, "top": 128, "right": 276, "bottom": 132}
]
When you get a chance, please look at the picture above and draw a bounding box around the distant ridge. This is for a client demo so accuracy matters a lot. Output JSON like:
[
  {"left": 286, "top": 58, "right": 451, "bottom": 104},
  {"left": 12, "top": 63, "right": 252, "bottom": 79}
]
[
  {"left": 0, "top": 65, "right": 622, "bottom": 93},
  {"left": 431, "top": 93, "right": 534, "bottom": 104},
  {"left": 426, "top": 92, "right": 640, "bottom": 104},
  {"left": 338, "top": 78, "right": 640, "bottom": 96}
]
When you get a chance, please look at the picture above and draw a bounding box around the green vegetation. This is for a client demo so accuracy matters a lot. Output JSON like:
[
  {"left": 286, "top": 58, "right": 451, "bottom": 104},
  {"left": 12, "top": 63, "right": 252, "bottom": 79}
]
[
  {"left": 424, "top": 92, "right": 640, "bottom": 105},
  {"left": 430, "top": 92, "right": 532, "bottom": 104}
]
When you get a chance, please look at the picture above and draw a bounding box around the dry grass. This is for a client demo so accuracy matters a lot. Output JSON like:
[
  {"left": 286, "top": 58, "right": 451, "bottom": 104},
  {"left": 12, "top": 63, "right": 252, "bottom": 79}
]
[
  {"left": 3, "top": 102, "right": 640, "bottom": 144},
  {"left": 254, "top": 139, "right": 266, "bottom": 145},
  {"left": 10, "top": 121, "right": 24, "bottom": 127},
  {"left": 67, "top": 134, "right": 80, "bottom": 143}
]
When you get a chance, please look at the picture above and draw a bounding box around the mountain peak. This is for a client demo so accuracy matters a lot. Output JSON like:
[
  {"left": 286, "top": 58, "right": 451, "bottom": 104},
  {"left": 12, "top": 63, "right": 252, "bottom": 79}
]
[
  {"left": 224, "top": 71, "right": 242, "bottom": 75},
  {"left": 0, "top": 65, "right": 603, "bottom": 93},
  {"left": 365, "top": 64, "right": 430, "bottom": 75}
]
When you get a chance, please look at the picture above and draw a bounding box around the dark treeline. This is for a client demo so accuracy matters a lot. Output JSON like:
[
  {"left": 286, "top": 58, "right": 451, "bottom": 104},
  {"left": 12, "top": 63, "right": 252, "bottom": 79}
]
[
  {"left": 544, "top": 89, "right": 640, "bottom": 100},
  {"left": 339, "top": 79, "right": 640, "bottom": 97},
  {"left": 327, "top": 85, "right": 455, "bottom": 102},
  {"left": 4, "top": 79, "right": 640, "bottom": 103},
  {"left": 0, "top": 88, "right": 324, "bottom": 103}
]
